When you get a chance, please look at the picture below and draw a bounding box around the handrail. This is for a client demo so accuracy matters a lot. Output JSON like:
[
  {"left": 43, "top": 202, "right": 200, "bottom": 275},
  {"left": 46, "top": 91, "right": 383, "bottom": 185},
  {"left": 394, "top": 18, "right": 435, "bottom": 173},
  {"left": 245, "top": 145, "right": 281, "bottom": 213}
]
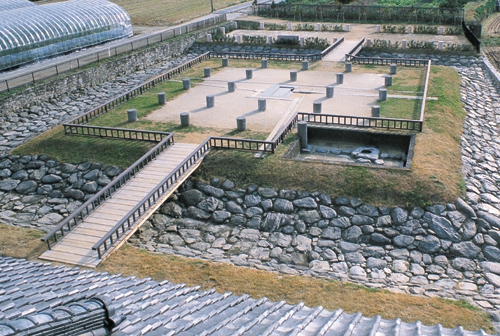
[
  {"left": 63, "top": 124, "right": 171, "bottom": 142},
  {"left": 344, "top": 37, "right": 365, "bottom": 60},
  {"left": 41, "top": 133, "right": 175, "bottom": 249},
  {"left": 64, "top": 52, "right": 211, "bottom": 126},
  {"left": 91, "top": 135, "right": 280, "bottom": 258},
  {"left": 210, "top": 136, "right": 274, "bottom": 152},
  {"left": 321, "top": 36, "right": 345, "bottom": 58},
  {"left": 419, "top": 60, "right": 432, "bottom": 124},
  {"left": 209, "top": 51, "right": 322, "bottom": 61},
  {"left": 345, "top": 54, "right": 428, "bottom": 66},
  {"left": 92, "top": 137, "right": 212, "bottom": 258},
  {"left": 298, "top": 112, "right": 423, "bottom": 131}
]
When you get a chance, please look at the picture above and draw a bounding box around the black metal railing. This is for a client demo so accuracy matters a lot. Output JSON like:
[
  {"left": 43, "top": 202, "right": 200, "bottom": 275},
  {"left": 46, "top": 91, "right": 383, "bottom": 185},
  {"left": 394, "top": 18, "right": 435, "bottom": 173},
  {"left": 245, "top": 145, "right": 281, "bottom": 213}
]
[
  {"left": 298, "top": 112, "right": 423, "bottom": 131},
  {"left": 63, "top": 124, "right": 171, "bottom": 142},
  {"left": 256, "top": 4, "right": 464, "bottom": 25},
  {"left": 41, "top": 133, "right": 175, "bottom": 249},
  {"left": 462, "top": 21, "right": 480, "bottom": 52}
]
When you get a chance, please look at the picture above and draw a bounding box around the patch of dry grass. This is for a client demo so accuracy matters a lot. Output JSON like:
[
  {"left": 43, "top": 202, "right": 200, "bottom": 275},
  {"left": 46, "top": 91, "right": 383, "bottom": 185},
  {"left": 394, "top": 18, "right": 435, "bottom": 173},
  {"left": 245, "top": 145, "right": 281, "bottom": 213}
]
[
  {"left": 194, "top": 65, "right": 464, "bottom": 207},
  {"left": 98, "top": 244, "right": 494, "bottom": 332},
  {"left": 0, "top": 223, "right": 47, "bottom": 260},
  {"left": 110, "top": 0, "right": 250, "bottom": 26},
  {"left": 0, "top": 223, "right": 493, "bottom": 332}
]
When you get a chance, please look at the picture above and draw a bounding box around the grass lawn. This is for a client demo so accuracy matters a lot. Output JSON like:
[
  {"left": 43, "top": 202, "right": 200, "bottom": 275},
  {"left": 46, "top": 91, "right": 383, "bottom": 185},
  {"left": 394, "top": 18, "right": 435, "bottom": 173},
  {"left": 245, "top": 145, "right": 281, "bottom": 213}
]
[
  {"left": 0, "top": 222, "right": 494, "bottom": 333},
  {"left": 12, "top": 60, "right": 462, "bottom": 206},
  {"left": 39, "top": 0, "right": 250, "bottom": 26},
  {"left": 194, "top": 65, "right": 464, "bottom": 207}
]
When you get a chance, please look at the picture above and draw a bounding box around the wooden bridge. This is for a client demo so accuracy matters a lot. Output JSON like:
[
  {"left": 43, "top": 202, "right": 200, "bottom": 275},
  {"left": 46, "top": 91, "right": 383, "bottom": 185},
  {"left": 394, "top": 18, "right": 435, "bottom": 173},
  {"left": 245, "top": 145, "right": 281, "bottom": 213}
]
[{"left": 40, "top": 142, "right": 200, "bottom": 268}]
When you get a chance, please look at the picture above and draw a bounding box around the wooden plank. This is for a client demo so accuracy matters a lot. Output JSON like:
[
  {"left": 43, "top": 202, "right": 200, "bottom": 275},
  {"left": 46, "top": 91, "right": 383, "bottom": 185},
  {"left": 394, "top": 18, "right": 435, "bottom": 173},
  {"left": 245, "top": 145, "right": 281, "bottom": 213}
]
[
  {"left": 68, "top": 227, "right": 106, "bottom": 237},
  {"left": 74, "top": 223, "right": 113, "bottom": 232},
  {"left": 39, "top": 142, "right": 204, "bottom": 268},
  {"left": 39, "top": 250, "right": 99, "bottom": 268},
  {"left": 52, "top": 239, "right": 97, "bottom": 251},
  {"left": 57, "top": 235, "right": 100, "bottom": 244}
]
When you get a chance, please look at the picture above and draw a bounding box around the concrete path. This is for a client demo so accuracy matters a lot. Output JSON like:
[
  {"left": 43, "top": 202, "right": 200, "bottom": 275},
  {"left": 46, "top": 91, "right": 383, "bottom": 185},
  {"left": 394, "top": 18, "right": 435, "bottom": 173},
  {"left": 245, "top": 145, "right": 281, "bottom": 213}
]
[{"left": 322, "top": 39, "right": 362, "bottom": 62}]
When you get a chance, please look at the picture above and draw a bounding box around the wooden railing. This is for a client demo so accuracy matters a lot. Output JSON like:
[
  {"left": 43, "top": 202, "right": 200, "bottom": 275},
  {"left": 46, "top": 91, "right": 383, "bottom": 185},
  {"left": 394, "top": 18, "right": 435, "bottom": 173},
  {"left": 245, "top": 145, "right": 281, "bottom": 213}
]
[
  {"left": 63, "top": 124, "right": 170, "bottom": 142},
  {"left": 209, "top": 51, "right": 322, "bottom": 61},
  {"left": 210, "top": 136, "right": 274, "bottom": 152},
  {"left": 41, "top": 133, "right": 175, "bottom": 249},
  {"left": 345, "top": 54, "right": 428, "bottom": 66},
  {"left": 298, "top": 112, "right": 423, "bottom": 131},
  {"left": 92, "top": 135, "right": 276, "bottom": 258},
  {"left": 271, "top": 113, "right": 299, "bottom": 147},
  {"left": 65, "top": 52, "right": 211, "bottom": 126}
]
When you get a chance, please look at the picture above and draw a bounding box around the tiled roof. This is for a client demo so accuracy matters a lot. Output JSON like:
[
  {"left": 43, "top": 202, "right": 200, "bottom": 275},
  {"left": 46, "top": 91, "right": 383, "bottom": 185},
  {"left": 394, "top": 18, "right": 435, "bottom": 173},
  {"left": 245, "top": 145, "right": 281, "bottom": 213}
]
[
  {"left": 0, "top": 296, "right": 123, "bottom": 335},
  {"left": 0, "top": 256, "right": 495, "bottom": 336}
]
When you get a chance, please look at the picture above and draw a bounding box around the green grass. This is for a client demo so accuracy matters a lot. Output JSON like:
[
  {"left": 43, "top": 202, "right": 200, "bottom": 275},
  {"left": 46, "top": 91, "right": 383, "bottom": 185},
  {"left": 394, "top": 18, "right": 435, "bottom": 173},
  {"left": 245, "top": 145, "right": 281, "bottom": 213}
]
[
  {"left": 11, "top": 126, "right": 154, "bottom": 168},
  {"left": 193, "top": 65, "right": 466, "bottom": 207},
  {"left": 379, "top": 98, "right": 421, "bottom": 120},
  {"left": 12, "top": 62, "right": 464, "bottom": 206}
]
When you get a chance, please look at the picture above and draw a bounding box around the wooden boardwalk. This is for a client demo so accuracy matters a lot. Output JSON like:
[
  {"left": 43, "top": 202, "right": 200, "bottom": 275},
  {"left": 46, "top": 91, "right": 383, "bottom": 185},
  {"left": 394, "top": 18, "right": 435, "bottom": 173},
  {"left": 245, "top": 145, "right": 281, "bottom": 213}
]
[{"left": 39, "top": 143, "right": 200, "bottom": 268}]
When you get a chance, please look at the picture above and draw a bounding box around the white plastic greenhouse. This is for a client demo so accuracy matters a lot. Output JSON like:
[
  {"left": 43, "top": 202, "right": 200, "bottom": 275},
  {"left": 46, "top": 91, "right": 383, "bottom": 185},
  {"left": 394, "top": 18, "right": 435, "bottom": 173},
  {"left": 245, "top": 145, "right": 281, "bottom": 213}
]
[{"left": 0, "top": 0, "right": 133, "bottom": 71}]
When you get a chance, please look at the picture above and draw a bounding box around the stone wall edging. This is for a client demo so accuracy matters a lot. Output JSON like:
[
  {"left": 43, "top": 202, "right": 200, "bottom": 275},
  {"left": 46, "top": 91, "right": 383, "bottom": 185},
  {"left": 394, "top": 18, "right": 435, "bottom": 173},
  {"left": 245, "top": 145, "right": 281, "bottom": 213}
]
[
  {"left": 130, "top": 177, "right": 500, "bottom": 317},
  {"left": 0, "top": 23, "right": 232, "bottom": 117}
]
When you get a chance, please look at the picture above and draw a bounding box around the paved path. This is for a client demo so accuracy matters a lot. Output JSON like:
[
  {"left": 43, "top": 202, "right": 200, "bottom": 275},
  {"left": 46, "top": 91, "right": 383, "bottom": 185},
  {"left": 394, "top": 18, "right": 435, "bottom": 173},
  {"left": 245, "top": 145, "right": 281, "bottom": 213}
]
[
  {"left": 322, "top": 39, "right": 362, "bottom": 62},
  {"left": 39, "top": 142, "right": 200, "bottom": 268}
]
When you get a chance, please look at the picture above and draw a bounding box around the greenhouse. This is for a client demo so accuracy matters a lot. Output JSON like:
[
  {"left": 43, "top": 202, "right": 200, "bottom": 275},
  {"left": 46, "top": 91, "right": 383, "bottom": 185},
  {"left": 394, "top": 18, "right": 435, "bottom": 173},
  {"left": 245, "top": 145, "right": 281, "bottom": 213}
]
[
  {"left": 0, "top": 0, "right": 133, "bottom": 71},
  {"left": 0, "top": 0, "right": 36, "bottom": 12}
]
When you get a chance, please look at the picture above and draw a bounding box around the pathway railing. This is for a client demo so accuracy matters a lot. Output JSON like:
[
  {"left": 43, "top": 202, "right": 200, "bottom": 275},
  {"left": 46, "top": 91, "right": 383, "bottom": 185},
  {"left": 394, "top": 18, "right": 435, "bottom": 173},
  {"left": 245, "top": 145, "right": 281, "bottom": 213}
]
[
  {"left": 321, "top": 36, "right": 345, "bottom": 58},
  {"left": 63, "top": 125, "right": 171, "bottom": 142},
  {"left": 345, "top": 54, "right": 428, "bottom": 66},
  {"left": 65, "top": 52, "right": 211, "bottom": 126},
  {"left": 92, "top": 135, "right": 275, "bottom": 258},
  {"left": 41, "top": 133, "right": 175, "bottom": 249},
  {"left": 344, "top": 37, "right": 365, "bottom": 59},
  {"left": 298, "top": 112, "right": 423, "bottom": 131},
  {"left": 209, "top": 51, "right": 322, "bottom": 61}
]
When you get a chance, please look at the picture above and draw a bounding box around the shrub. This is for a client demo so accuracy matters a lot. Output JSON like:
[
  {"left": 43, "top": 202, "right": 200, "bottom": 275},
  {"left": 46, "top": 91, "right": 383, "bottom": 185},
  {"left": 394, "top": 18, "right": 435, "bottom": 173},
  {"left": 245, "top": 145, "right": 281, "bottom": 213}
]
[
  {"left": 242, "top": 35, "right": 268, "bottom": 44},
  {"left": 264, "top": 22, "right": 287, "bottom": 30},
  {"left": 304, "top": 37, "right": 330, "bottom": 49},
  {"left": 444, "top": 26, "right": 461, "bottom": 35},
  {"left": 295, "top": 23, "right": 315, "bottom": 31},
  {"left": 321, "top": 24, "right": 345, "bottom": 32}
]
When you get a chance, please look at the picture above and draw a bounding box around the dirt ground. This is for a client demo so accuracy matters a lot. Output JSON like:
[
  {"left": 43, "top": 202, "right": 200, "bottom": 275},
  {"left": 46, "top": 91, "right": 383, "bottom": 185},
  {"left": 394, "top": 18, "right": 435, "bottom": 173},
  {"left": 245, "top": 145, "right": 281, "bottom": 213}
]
[{"left": 146, "top": 67, "right": 395, "bottom": 136}]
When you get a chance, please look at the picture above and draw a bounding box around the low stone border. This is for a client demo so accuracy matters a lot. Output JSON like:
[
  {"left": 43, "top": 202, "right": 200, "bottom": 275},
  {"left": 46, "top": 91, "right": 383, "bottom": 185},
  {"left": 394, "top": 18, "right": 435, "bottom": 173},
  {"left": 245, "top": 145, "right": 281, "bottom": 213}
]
[{"left": 130, "top": 178, "right": 500, "bottom": 321}]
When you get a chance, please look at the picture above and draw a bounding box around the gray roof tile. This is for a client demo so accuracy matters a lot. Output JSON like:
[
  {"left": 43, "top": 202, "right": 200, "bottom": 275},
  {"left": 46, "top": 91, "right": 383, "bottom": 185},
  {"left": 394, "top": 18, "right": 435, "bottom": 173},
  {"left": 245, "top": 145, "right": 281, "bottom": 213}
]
[{"left": 0, "top": 256, "right": 498, "bottom": 336}]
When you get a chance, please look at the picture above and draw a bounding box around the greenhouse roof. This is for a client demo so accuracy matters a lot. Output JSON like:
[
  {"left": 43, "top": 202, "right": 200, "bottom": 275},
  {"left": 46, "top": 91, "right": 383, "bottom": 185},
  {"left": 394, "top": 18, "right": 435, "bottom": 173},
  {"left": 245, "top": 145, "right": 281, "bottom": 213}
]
[
  {"left": 0, "top": 0, "right": 132, "bottom": 51},
  {"left": 0, "top": 0, "right": 36, "bottom": 12}
]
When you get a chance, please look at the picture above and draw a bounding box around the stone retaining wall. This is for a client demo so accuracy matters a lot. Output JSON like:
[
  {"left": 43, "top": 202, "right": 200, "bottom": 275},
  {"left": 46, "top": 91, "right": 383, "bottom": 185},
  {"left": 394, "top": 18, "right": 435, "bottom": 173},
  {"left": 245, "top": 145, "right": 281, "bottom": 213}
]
[
  {"left": 0, "top": 154, "right": 122, "bottom": 231},
  {"left": 0, "top": 23, "right": 232, "bottom": 117},
  {"left": 130, "top": 178, "right": 500, "bottom": 314}
]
